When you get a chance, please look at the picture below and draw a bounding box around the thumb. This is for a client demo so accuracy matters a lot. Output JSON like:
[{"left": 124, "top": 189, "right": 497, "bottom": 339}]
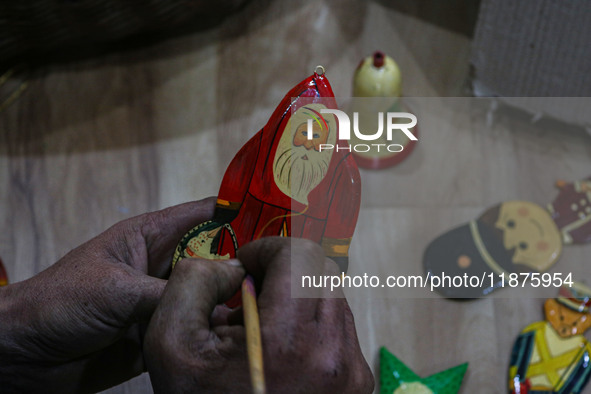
[
  {"left": 126, "top": 274, "right": 167, "bottom": 324},
  {"left": 155, "top": 258, "right": 245, "bottom": 337}
]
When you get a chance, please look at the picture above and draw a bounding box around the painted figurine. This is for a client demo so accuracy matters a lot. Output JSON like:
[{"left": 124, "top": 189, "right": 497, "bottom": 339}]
[
  {"left": 354, "top": 51, "right": 402, "bottom": 97},
  {"left": 508, "top": 283, "right": 591, "bottom": 393},
  {"left": 380, "top": 347, "right": 468, "bottom": 394},
  {"left": 173, "top": 68, "right": 361, "bottom": 305},
  {"left": 548, "top": 177, "right": 591, "bottom": 244},
  {"left": 350, "top": 51, "right": 418, "bottom": 169},
  {"left": 423, "top": 201, "right": 562, "bottom": 298}
]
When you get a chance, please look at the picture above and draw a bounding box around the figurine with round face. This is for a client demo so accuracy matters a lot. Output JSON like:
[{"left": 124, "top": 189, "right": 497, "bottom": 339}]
[
  {"left": 350, "top": 51, "right": 418, "bottom": 169},
  {"left": 494, "top": 201, "right": 562, "bottom": 270},
  {"left": 353, "top": 51, "right": 402, "bottom": 97},
  {"left": 544, "top": 299, "right": 591, "bottom": 338},
  {"left": 273, "top": 104, "right": 337, "bottom": 205},
  {"left": 508, "top": 284, "right": 591, "bottom": 393},
  {"left": 423, "top": 201, "right": 562, "bottom": 298},
  {"left": 204, "top": 74, "right": 360, "bottom": 275},
  {"left": 548, "top": 177, "right": 591, "bottom": 244},
  {"left": 545, "top": 283, "right": 591, "bottom": 338}
]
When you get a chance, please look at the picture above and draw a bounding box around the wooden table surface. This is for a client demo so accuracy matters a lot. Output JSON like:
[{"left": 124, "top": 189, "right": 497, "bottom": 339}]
[{"left": 1, "top": 1, "right": 589, "bottom": 392}]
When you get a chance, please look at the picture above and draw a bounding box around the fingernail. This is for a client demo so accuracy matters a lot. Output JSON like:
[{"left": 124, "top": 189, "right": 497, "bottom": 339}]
[{"left": 222, "top": 259, "right": 243, "bottom": 267}]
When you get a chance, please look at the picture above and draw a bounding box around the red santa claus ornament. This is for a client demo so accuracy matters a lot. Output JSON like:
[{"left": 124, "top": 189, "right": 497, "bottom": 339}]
[{"left": 172, "top": 66, "right": 362, "bottom": 306}]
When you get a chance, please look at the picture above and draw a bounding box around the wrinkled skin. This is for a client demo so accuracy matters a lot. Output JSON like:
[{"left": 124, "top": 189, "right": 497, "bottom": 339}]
[
  {"left": 0, "top": 198, "right": 374, "bottom": 393},
  {"left": 144, "top": 237, "right": 374, "bottom": 393},
  {"left": 0, "top": 198, "right": 217, "bottom": 393}
]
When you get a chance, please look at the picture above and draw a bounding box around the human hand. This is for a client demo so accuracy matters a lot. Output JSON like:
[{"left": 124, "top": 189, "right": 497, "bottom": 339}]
[
  {"left": 144, "top": 237, "right": 374, "bottom": 393},
  {"left": 0, "top": 197, "right": 216, "bottom": 393}
]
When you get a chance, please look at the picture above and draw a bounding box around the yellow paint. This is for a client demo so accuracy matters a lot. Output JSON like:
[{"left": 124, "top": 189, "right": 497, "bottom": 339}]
[
  {"left": 392, "top": 382, "right": 433, "bottom": 394},
  {"left": 332, "top": 244, "right": 349, "bottom": 255},
  {"left": 495, "top": 201, "right": 562, "bottom": 271},
  {"left": 242, "top": 278, "right": 266, "bottom": 394},
  {"left": 530, "top": 343, "right": 541, "bottom": 363},
  {"left": 321, "top": 237, "right": 352, "bottom": 257},
  {"left": 529, "top": 371, "right": 552, "bottom": 388},
  {"left": 518, "top": 321, "right": 590, "bottom": 390},
  {"left": 353, "top": 53, "right": 402, "bottom": 97},
  {"left": 217, "top": 198, "right": 231, "bottom": 206}
]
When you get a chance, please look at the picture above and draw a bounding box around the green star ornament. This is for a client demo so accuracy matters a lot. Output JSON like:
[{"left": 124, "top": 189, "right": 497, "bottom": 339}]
[{"left": 380, "top": 347, "right": 468, "bottom": 394}]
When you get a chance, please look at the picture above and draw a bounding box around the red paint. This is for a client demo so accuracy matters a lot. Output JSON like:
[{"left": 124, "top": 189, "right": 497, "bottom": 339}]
[
  {"left": 373, "top": 51, "right": 385, "bottom": 68},
  {"left": 212, "top": 71, "right": 361, "bottom": 307},
  {"left": 518, "top": 206, "right": 529, "bottom": 217},
  {"left": 536, "top": 240, "right": 549, "bottom": 251}
]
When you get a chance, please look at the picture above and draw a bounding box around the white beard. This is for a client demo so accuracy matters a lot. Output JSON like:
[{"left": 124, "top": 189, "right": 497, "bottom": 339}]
[{"left": 274, "top": 144, "right": 332, "bottom": 204}]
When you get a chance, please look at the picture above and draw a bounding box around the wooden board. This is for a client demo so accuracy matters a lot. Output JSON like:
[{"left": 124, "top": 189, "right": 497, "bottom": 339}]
[{"left": 0, "top": 1, "right": 589, "bottom": 392}]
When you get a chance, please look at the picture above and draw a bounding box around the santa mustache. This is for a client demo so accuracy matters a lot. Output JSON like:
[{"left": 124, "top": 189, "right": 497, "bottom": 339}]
[{"left": 274, "top": 145, "right": 330, "bottom": 196}]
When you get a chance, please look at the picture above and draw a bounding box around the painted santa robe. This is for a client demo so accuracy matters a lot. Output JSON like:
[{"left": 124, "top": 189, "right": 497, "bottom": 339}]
[{"left": 212, "top": 72, "right": 361, "bottom": 273}]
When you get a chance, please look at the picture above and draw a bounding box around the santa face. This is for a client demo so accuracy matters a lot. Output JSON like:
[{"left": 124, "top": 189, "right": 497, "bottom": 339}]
[
  {"left": 273, "top": 104, "right": 336, "bottom": 205},
  {"left": 494, "top": 201, "right": 562, "bottom": 272}
]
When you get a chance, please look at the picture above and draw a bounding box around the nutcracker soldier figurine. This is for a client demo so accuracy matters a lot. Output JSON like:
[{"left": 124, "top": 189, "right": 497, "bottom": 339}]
[{"left": 508, "top": 283, "right": 591, "bottom": 393}]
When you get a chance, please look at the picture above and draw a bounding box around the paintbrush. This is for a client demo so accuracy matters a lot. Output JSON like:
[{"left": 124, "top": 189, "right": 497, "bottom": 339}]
[{"left": 242, "top": 274, "right": 266, "bottom": 394}]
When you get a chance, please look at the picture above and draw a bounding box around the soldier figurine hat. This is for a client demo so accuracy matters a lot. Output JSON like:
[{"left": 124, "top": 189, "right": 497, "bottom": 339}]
[{"left": 557, "top": 282, "right": 591, "bottom": 313}]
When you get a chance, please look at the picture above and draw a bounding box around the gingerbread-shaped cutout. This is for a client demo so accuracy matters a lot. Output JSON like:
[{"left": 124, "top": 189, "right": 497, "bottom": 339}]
[{"left": 423, "top": 201, "right": 562, "bottom": 298}]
